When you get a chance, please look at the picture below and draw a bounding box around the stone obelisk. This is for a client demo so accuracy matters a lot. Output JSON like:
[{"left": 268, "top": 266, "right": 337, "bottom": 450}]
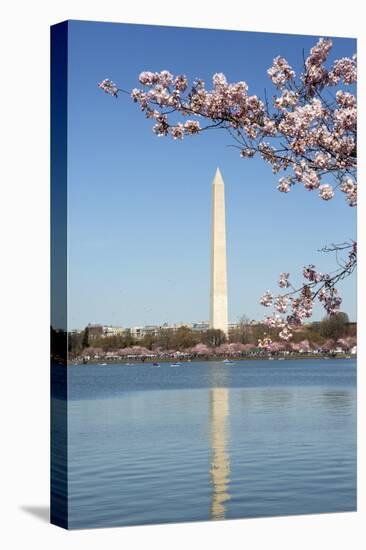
[{"left": 210, "top": 168, "right": 228, "bottom": 336}]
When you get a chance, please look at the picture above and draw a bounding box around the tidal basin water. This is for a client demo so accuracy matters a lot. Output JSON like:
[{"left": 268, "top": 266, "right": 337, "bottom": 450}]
[{"left": 53, "top": 359, "right": 356, "bottom": 529}]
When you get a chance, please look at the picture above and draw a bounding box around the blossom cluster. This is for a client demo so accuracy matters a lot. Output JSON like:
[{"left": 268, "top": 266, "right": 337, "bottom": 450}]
[
  {"left": 302, "top": 38, "right": 333, "bottom": 92},
  {"left": 278, "top": 326, "right": 293, "bottom": 341},
  {"left": 130, "top": 69, "right": 267, "bottom": 143},
  {"left": 98, "top": 79, "right": 119, "bottom": 97},
  {"left": 258, "top": 242, "right": 356, "bottom": 341},
  {"left": 260, "top": 291, "right": 273, "bottom": 307},
  {"left": 267, "top": 56, "right": 295, "bottom": 88},
  {"left": 258, "top": 336, "right": 273, "bottom": 349},
  {"left": 278, "top": 272, "right": 290, "bottom": 288},
  {"left": 319, "top": 184, "right": 334, "bottom": 201},
  {"left": 264, "top": 314, "right": 286, "bottom": 329},
  {"left": 318, "top": 287, "right": 342, "bottom": 315},
  {"left": 303, "top": 264, "right": 325, "bottom": 283},
  {"left": 340, "top": 177, "right": 357, "bottom": 206}
]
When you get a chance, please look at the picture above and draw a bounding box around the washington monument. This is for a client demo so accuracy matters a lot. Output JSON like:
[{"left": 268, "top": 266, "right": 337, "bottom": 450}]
[{"left": 210, "top": 168, "right": 228, "bottom": 336}]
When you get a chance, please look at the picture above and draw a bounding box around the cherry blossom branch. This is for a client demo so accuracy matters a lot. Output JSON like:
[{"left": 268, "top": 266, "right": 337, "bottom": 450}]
[
  {"left": 259, "top": 241, "right": 356, "bottom": 342},
  {"left": 98, "top": 38, "right": 356, "bottom": 207},
  {"left": 98, "top": 38, "right": 357, "bottom": 343}
]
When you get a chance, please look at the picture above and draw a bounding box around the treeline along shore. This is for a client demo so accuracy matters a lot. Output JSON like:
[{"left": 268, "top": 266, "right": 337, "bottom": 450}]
[{"left": 55, "top": 313, "right": 357, "bottom": 365}]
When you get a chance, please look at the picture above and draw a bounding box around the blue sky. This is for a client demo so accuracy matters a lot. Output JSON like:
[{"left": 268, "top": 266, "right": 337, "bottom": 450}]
[{"left": 67, "top": 21, "right": 356, "bottom": 329}]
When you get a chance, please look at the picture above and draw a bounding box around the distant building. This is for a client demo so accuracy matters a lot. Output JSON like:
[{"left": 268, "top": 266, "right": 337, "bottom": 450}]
[
  {"left": 170, "top": 323, "right": 193, "bottom": 331},
  {"left": 87, "top": 324, "right": 104, "bottom": 339},
  {"left": 131, "top": 326, "right": 144, "bottom": 339},
  {"left": 142, "top": 325, "right": 158, "bottom": 336},
  {"left": 85, "top": 319, "right": 247, "bottom": 339},
  {"left": 103, "top": 325, "right": 125, "bottom": 337},
  {"left": 192, "top": 321, "right": 210, "bottom": 332}
]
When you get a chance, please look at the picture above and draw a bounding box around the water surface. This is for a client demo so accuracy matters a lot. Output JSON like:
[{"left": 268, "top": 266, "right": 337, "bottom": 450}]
[{"left": 53, "top": 359, "right": 356, "bottom": 528}]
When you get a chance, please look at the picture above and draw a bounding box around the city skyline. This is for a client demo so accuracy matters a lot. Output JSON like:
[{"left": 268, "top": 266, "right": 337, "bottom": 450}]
[{"left": 67, "top": 22, "right": 356, "bottom": 329}]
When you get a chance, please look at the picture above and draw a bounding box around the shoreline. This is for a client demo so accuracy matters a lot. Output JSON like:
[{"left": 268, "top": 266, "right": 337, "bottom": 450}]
[{"left": 66, "top": 353, "right": 356, "bottom": 366}]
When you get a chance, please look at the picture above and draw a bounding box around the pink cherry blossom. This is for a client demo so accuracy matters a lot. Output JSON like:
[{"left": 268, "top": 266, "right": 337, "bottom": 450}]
[
  {"left": 330, "top": 56, "right": 357, "bottom": 85},
  {"left": 174, "top": 75, "right": 188, "bottom": 91},
  {"left": 278, "top": 272, "right": 290, "bottom": 288},
  {"left": 98, "top": 79, "right": 119, "bottom": 97},
  {"left": 258, "top": 240, "right": 355, "bottom": 341},
  {"left": 279, "top": 326, "right": 293, "bottom": 341},
  {"left": 303, "top": 265, "right": 323, "bottom": 283},
  {"left": 318, "top": 287, "right": 342, "bottom": 315},
  {"left": 303, "top": 38, "right": 332, "bottom": 93},
  {"left": 264, "top": 314, "right": 286, "bottom": 328},
  {"left": 170, "top": 123, "right": 184, "bottom": 140},
  {"left": 258, "top": 336, "right": 273, "bottom": 349},
  {"left": 319, "top": 184, "right": 334, "bottom": 201},
  {"left": 302, "top": 170, "right": 320, "bottom": 191},
  {"left": 240, "top": 148, "right": 255, "bottom": 158},
  {"left": 267, "top": 56, "right": 295, "bottom": 88},
  {"left": 274, "top": 296, "right": 288, "bottom": 313},
  {"left": 313, "top": 152, "right": 330, "bottom": 169},
  {"left": 277, "top": 178, "right": 291, "bottom": 193},
  {"left": 260, "top": 291, "right": 273, "bottom": 307},
  {"left": 184, "top": 120, "right": 201, "bottom": 134},
  {"left": 340, "top": 177, "right": 357, "bottom": 206}
]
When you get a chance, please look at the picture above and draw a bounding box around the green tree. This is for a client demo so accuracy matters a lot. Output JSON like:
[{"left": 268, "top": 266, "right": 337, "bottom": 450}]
[
  {"left": 202, "top": 329, "right": 227, "bottom": 348},
  {"left": 229, "top": 315, "right": 251, "bottom": 344},
  {"left": 155, "top": 328, "right": 174, "bottom": 349},
  {"left": 141, "top": 333, "right": 155, "bottom": 350},
  {"left": 123, "top": 329, "right": 134, "bottom": 347},
  {"left": 319, "top": 312, "right": 349, "bottom": 340},
  {"left": 82, "top": 327, "right": 89, "bottom": 348},
  {"left": 172, "top": 326, "right": 200, "bottom": 349},
  {"left": 250, "top": 323, "right": 273, "bottom": 343},
  {"left": 68, "top": 331, "right": 84, "bottom": 355}
]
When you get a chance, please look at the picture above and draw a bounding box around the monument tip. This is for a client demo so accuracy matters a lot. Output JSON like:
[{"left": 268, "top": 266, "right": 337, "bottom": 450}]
[{"left": 213, "top": 167, "right": 224, "bottom": 185}]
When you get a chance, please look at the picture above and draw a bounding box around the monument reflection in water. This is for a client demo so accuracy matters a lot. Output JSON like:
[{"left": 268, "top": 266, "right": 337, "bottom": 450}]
[
  {"left": 209, "top": 364, "right": 231, "bottom": 520},
  {"left": 210, "top": 387, "right": 230, "bottom": 520}
]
